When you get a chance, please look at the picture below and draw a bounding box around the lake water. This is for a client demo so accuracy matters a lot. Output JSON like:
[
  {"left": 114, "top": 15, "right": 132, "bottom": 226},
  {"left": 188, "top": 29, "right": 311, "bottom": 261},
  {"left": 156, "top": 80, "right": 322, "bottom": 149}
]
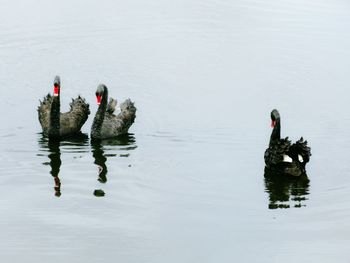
[{"left": 1, "top": 0, "right": 350, "bottom": 262}]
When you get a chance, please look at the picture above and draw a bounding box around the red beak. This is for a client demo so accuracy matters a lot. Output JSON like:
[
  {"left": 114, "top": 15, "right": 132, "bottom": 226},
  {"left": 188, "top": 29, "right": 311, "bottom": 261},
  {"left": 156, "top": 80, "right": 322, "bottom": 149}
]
[
  {"left": 53, "top": 84, "right": 59, "bottom": 96},
  {"left": 271, "top": 120, "right": 276, "bottom": 127},
  {"left": 96, "top": 95, "right": 102, "bottom": 105}
]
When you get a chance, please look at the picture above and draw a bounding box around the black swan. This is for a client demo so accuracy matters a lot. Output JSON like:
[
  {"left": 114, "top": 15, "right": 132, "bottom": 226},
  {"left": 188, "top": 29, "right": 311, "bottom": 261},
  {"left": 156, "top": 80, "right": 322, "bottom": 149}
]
[
  {"left": 264, "top": 109, "right": 311, "bottom": 177},
  {"left": 38, "top": 76, "right": 90, "bottom": 138},
  {"left": 91, "top": 84, "right": 136, "bottom": 140}
]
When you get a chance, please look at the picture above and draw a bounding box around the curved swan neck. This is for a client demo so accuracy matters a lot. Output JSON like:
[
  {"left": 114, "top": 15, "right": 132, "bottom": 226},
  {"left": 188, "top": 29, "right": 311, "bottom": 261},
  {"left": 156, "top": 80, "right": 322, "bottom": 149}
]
[
  {"left": 91, "top": 88, "right": 108, "bottom": 139},
  {"left": 49, "top": 94, "right": 60, "bottom": 138},
  {"left": 269, "top": 119, "right": 281, "bottom": 145}
]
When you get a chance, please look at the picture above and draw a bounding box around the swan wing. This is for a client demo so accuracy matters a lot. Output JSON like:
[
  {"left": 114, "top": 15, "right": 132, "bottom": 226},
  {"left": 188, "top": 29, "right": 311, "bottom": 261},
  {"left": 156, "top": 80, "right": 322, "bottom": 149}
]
[
  {"left": 37, "top": 93, "right": 53, "bottom": 134},
  {"left": 264, "top": 137, "right": 292, "bottom": 165},
  {"left": 107, "top": 98, "right": 117, "bottom": 114},
  {"left": 59, "top": 96, "right": 90, "bottom": 136},
  {"left": 99, "top": 99, "right": 136, "bottom": 138},
  {"left": 289, "top": 137, "right": 311, "bottom": 163}
]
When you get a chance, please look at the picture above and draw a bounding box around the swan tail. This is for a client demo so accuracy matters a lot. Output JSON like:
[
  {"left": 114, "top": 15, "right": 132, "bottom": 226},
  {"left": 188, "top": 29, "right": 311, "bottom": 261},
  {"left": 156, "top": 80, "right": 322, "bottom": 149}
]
[{"left": 37, "top": 93, "right": 52, "bottom": 133}]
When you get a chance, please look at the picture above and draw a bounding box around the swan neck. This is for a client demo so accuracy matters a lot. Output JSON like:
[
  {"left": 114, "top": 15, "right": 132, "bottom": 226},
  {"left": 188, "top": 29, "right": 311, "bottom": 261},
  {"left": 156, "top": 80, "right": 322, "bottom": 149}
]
[
  {"left": 49, "top": 95, "right": 60, "bottom": 138},
  {"left": 270, "top": 119, "right": 281, "bottom": 145},
  {"left": 91, "top": 91, "right": 108, "bottom": 139}
]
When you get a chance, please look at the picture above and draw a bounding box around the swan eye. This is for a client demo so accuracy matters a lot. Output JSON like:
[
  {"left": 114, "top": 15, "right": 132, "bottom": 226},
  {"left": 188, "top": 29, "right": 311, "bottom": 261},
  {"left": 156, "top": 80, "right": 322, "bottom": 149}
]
[{"left": 283, "top": 154, "right": 293, "bottom": 163}]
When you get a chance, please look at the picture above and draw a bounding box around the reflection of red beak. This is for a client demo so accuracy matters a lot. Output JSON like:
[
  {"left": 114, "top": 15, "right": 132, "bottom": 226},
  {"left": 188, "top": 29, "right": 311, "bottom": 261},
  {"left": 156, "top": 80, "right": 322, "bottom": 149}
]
[
  {"left": 53, "top": 84, "right": 59, "bottom": 96},
  {"left": 271, "top": 120, "right": 276, "bottom": 127},
  {"left": 96, "top": 95, "right": 102, "bottom": 105}
]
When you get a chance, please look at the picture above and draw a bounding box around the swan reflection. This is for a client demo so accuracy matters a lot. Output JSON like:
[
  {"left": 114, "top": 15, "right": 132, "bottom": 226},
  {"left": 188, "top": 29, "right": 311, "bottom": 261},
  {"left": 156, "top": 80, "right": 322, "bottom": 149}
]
[
  {"left": 91, "top": 142, "right": 107, "bottom": 184},
  {"left": 48, "top": 140, "right": 62, "bottom": 197},
  {"left": 38, "top": 133, "right": 89, "bottom": 197},
  {"left": 264, "top": 168, "right": 310, "bottom": 209},
  {"left": 38, "top": 138, "right": 62, "bottom": 197},
  {"left": 91, "top": 134, "right": 136, "bottom": 197}
]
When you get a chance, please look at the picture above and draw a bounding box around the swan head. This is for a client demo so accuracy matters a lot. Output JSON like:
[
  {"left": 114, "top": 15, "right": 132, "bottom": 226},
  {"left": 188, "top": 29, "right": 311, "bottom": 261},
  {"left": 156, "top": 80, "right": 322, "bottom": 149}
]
[
  {"left": 53, "top": 75, "right": 61, "bottom": 97},
  {"left": 270, "top": 109, "right": 280, "bottom": 128},
  {"left": 95, "top": 84, "right": 107, "bottom": 105}
]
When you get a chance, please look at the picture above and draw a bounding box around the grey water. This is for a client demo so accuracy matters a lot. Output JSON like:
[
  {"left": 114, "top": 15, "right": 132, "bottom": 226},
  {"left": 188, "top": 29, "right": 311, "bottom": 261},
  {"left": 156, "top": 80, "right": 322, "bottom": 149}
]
[{"left": 0, "top": 0, "right": 350, "bottom": 262}]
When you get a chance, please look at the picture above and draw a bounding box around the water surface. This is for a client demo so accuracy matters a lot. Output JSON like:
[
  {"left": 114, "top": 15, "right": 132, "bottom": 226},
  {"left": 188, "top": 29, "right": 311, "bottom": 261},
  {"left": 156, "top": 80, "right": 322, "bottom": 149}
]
[{"left": 1, "top": 0, "right": 350, "bottom": 262}]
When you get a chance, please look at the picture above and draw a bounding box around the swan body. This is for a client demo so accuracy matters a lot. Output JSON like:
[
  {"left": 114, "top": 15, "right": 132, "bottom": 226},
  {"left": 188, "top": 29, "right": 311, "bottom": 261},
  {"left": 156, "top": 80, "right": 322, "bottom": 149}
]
[
  {"left": 264, "top": 109, "right": 311, "bottom": 176},
  {"left": 91, "top": 84, "right": 136, "bottom": 140},
  {"left": 38, "top": 76, "right": 90, "bottom": 138}
]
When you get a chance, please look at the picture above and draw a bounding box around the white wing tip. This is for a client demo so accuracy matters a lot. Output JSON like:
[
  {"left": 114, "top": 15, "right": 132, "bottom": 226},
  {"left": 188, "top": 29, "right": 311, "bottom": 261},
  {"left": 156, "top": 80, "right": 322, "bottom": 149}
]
[
  {"left": 298, "top": 154, "right": 304, "bottom": 163},
  {"left": 283, "top": 154, "right": 293, "bottom": 163}
]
